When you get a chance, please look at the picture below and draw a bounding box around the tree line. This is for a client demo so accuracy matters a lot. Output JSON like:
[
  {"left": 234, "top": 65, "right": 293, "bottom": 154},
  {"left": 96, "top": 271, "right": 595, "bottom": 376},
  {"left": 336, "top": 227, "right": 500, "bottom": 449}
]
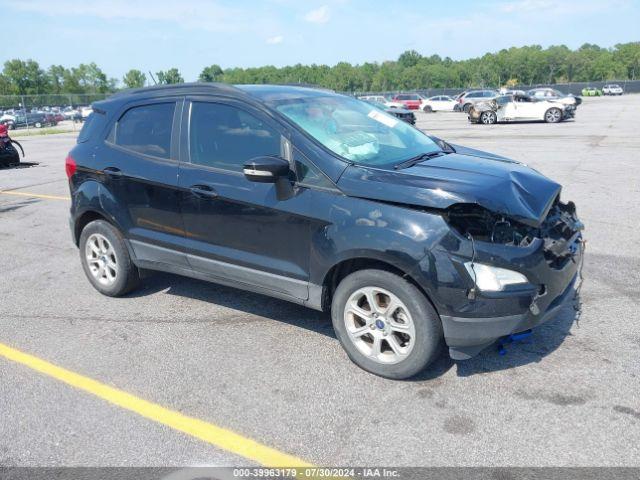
[{"left": 1, "top": 42, "right": 638, "bottom": 97}]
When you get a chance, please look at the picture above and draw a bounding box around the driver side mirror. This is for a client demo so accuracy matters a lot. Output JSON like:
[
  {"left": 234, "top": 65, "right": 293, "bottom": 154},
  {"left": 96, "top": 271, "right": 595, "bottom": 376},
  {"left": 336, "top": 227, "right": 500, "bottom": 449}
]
[{"left": 243, "top": 156, "right": 290, "bottom": 183}]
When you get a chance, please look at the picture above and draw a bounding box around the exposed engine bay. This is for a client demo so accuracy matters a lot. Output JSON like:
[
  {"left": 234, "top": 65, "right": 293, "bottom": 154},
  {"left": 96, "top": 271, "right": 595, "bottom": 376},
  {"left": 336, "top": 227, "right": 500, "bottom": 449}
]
[{"left": 445, "top": 199, "right": 584, "bottom": 267}]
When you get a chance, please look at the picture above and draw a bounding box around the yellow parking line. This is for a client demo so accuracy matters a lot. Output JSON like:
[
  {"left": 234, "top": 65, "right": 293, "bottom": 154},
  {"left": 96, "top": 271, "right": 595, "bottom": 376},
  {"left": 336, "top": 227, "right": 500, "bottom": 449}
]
[
  {"left": 0, "top": 342, "right": 313, "bottom": 467},
  {"left": 0, "top": 190, "right": 70, "bottom": 201}
]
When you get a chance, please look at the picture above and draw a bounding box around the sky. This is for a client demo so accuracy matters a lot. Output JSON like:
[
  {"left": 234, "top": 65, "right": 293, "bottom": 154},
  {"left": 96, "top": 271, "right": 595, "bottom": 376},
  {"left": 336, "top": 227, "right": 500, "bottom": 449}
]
[{"left": 1, "top": 0, "right": 639, "bottom": 83}]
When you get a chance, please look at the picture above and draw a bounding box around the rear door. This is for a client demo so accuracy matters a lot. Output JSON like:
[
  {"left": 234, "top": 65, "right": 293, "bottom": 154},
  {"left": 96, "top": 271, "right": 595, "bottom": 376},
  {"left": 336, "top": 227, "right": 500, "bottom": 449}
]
[
  {"left": 96, "top": 98, "right": 188, "bottom": 268},
  {"left": 177, "top": 97, "right": 314, "bottom": 300}
]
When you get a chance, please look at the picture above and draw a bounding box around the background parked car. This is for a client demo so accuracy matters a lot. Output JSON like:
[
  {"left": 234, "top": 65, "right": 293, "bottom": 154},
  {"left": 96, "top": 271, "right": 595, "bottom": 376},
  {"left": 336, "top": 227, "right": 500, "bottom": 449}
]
[
  {"left": 1, "top": 112, "right": 49, "bottom": 129},
  {"left": 391, "top": 93, "right": 424, "bottom": 110},
  {"left": 582, "top": 86, "right": 602, "bottom": 96},
  {"left": 41, "top": 112, "right": 58, "bottom": 126},
  {"left": 62, "top": 106, "right": 80, "bottom": 119},
  {"left": 0, "top": 112, "right": 16, "bottom": 124},
  {"left": 358, "top": 95, "right": 404, "bottom": 109},
  {"left": 420, "top": 95, "right": 457, "bottom": 112},
  {"left": 364, "top": 100, "right": 416, "bottom": 125},
  {"left": 527, "top": 87, "right": 582, "bottom": 106},
  {"left": 358, "top": 95, "right": 387, "bottom": 103},
  {"left": 469, "top": 93, "right": 574, "bottom": 124},
  {"left": 456, "top": 90, "right": 499, "bottom": 113},
  {"left": 603, "top": 84, "right": 624, "bottom": 95}
]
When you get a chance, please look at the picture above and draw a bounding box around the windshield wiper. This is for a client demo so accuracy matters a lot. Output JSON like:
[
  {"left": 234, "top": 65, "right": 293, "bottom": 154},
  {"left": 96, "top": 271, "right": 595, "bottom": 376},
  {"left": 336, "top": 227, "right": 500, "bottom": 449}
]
[{"left": 394, "top": 151, "right": 447, "bottom": 170}]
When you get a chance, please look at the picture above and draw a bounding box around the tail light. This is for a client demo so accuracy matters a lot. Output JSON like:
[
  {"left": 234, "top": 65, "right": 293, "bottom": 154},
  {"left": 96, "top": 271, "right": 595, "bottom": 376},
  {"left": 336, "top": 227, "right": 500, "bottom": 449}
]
[{"left": 65, "top": 154, "right": 77, "bottom": 178}]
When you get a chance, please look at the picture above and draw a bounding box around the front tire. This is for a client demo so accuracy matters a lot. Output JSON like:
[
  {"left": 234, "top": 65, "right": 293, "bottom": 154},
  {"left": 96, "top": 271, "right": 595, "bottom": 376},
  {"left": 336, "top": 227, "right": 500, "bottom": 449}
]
[
  {"left": 544, "top": 108, "right": 562, "bottom": 123},
  {"left": 423, "top": 105, "right": 433, "bottom": 113},
  {"left": 79, "top": 220, "right": 140, "bottom": 297},
  {"left": 331, "top": 269, "right": 443, "bottom": 379},
  {"left": 480, "top": 111, "right": 497, "bottom": 124},
  {"left": 462, "top": 103, "right": 472, "bottom": 113}
]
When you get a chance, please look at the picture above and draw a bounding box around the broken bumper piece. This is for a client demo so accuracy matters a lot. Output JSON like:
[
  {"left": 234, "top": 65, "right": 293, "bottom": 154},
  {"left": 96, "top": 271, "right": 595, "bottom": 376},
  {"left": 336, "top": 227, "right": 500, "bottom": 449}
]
[{"left": 443, "top": 271, "right": 579, "bottom": 361}]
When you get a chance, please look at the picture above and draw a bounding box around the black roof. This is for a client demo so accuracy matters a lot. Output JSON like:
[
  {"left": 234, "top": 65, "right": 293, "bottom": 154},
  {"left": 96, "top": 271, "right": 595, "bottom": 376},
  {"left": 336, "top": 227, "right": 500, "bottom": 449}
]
[{"left": 99, "top": 83, "right": 337, "bottom": 109}]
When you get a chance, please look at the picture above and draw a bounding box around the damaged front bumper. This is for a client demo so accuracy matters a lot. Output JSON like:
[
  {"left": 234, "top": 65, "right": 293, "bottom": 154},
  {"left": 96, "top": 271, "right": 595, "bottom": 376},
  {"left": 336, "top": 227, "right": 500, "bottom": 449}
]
[
  {"left": 563, "top": 105, "right": 576, "bottom": 119},
  {"left": 415, "top": 200, "right": 584, "bottom": 360},
  {"left": 442, "top": 265, "right": 581, "bottom": 360}
]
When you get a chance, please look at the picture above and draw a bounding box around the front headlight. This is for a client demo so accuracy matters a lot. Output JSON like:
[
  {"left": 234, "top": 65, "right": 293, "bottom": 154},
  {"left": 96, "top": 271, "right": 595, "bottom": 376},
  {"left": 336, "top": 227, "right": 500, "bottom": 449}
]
[{"left": 464, "top": 262, "right": 528, "bottom": 291}]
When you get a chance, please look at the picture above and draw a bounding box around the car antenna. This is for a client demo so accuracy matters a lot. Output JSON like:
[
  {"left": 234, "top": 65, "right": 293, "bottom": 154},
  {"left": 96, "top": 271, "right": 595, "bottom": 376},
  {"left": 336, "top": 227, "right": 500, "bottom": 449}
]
[{"left": 148, "top": 71, "right": 158, "bottom": 85}]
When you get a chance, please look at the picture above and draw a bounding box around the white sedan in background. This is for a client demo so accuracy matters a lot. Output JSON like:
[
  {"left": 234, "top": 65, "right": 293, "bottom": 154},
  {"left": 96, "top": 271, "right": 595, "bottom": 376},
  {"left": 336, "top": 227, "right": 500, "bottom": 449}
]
[
  {"left": 603, "top": 84, "right": 624, "bottom": 95},
  {"left": 469, "top": 93, "right": 575, "bottom": 124},
  {"left": 420, "top": 95, "right": 457, "bottom": 112}
]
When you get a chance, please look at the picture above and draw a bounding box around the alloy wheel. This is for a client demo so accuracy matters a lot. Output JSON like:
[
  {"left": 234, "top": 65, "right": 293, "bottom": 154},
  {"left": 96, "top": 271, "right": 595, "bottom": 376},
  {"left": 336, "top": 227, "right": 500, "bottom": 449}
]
[
  {"left": 481, "top": 111, "right": 496, "bottom": 124},
  {"left": 546, "top": 109, "right": 561, "bottom": 123},
  {"left": 85, "top": 233, "right": 118, "bottom": 286},
  {"left": 343, "top": 286, "right": 416, "bottom": 364}
]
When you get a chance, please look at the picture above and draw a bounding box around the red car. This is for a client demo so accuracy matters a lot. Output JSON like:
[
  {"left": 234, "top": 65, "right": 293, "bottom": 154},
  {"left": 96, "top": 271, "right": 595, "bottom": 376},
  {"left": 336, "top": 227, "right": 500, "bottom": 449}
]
[
  {"left": 391, "top": 93, "right": 424, "bottom": 110},
  {"left": 42, "top": 113, "right": 58, "bottom": 126}
]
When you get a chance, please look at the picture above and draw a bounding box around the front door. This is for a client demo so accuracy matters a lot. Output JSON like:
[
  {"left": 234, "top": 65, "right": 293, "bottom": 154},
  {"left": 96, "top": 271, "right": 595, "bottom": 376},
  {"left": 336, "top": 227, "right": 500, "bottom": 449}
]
[{"left": 178, "top": 99, "right": 312, "bottom": 300}]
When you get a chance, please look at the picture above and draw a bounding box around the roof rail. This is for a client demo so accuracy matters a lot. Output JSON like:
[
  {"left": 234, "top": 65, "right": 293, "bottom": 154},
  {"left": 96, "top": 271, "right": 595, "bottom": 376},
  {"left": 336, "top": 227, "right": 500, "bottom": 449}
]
[{"left": 110, "top": 82, "right": 244, "bottom": 98}]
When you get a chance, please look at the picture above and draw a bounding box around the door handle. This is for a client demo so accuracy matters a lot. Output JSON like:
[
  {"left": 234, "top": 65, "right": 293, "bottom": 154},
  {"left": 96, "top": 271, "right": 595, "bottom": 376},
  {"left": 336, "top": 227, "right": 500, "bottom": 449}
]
[
  {"left": 103, "top": 167, "right": 123, "bottom": 177},
  {"left": 189, "top": 184, "right": 218, "bottom": 199}
]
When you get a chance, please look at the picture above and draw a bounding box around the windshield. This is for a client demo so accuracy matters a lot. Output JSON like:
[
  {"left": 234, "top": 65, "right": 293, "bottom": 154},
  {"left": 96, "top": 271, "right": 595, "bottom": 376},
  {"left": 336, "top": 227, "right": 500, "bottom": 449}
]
[{"left": 274, "top": 95, "right": 440, "bottom": 167}]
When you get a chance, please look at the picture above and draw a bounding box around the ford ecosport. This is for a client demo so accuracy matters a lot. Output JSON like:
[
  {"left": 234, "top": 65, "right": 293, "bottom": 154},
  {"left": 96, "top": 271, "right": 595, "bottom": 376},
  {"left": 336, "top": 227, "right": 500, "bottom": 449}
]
[{"left": 66, "top": 84, "right": 584, "bottom": 379}]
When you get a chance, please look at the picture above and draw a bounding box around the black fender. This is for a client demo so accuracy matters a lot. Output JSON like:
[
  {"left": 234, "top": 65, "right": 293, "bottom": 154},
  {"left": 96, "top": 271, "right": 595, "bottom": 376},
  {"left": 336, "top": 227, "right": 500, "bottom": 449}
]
[{"left": 306, "top": 194, "right": 452, "bottom": 311}]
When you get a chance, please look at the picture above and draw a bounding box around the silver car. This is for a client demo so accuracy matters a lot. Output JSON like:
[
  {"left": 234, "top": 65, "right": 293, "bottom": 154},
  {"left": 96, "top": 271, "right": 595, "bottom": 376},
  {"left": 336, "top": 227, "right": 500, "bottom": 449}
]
[{"left": 456, "top": 90, "right": 499, "bottom": 113}]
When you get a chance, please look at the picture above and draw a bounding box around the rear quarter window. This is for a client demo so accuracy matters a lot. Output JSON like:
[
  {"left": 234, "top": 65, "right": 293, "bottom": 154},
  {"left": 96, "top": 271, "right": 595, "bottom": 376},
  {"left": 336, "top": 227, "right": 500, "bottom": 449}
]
[
  {"left": 77, "top": 110, "right": 106, "bottom": 144},
  {"left": 108, "top": 102, "right": 175, "bottom": 159}
]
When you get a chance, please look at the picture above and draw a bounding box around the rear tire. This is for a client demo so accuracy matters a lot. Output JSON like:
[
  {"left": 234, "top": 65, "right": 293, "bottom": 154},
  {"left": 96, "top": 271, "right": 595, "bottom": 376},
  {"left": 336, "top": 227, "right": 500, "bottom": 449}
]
[
  {"left": 423, "top": 105, "right": 433, "bottom": 113},
  {"left": 331, "top": 269, "right": 443, "bottom": 379},
  {"left": 462, "top": 103, "right": 472, "bottom": 113},
  {"left": 79, "top": 220, "right": 140, "bottom": 297}
]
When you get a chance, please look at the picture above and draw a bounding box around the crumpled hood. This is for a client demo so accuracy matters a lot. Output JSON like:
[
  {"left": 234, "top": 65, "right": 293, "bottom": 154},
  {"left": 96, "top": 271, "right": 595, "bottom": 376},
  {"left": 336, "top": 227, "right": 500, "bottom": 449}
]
[{"left": 337, "top": 149, "right": 561, "bottom": 227}]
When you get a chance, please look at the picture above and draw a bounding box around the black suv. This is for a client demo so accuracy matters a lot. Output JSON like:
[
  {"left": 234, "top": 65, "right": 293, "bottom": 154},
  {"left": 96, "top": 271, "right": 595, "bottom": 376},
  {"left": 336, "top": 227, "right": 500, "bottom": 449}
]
[{"left": 67, "top": 84, "right": 584, "bottom": 379}]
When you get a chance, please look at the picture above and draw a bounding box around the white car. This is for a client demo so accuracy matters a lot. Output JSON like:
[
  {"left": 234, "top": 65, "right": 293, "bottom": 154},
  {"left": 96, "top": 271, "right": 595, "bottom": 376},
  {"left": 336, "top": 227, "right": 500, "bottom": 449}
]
[
  {"left": 62, "top": 107, "right": 79, "bottom": 119},
  {"left": 420, "top": 95, "right": 457, "bottom": 112},
  {"left": 0, "top": 113, "right": 16, "bottom": 123},
  {"left": 470, "top": 93, "right": 575, "bottom": 124},
  {"left": 603, "top": 84, "right": 623, "bottom": 95},
  {"left": 80, "top": 106, "right": 93, "bottom": 118}
]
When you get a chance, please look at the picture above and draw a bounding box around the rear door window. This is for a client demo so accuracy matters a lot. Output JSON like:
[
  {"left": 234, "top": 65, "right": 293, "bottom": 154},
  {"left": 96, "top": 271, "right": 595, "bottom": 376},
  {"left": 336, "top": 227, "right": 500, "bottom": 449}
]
[{"left": 110, "top": 102, "right": 175, "bottom": 159}]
